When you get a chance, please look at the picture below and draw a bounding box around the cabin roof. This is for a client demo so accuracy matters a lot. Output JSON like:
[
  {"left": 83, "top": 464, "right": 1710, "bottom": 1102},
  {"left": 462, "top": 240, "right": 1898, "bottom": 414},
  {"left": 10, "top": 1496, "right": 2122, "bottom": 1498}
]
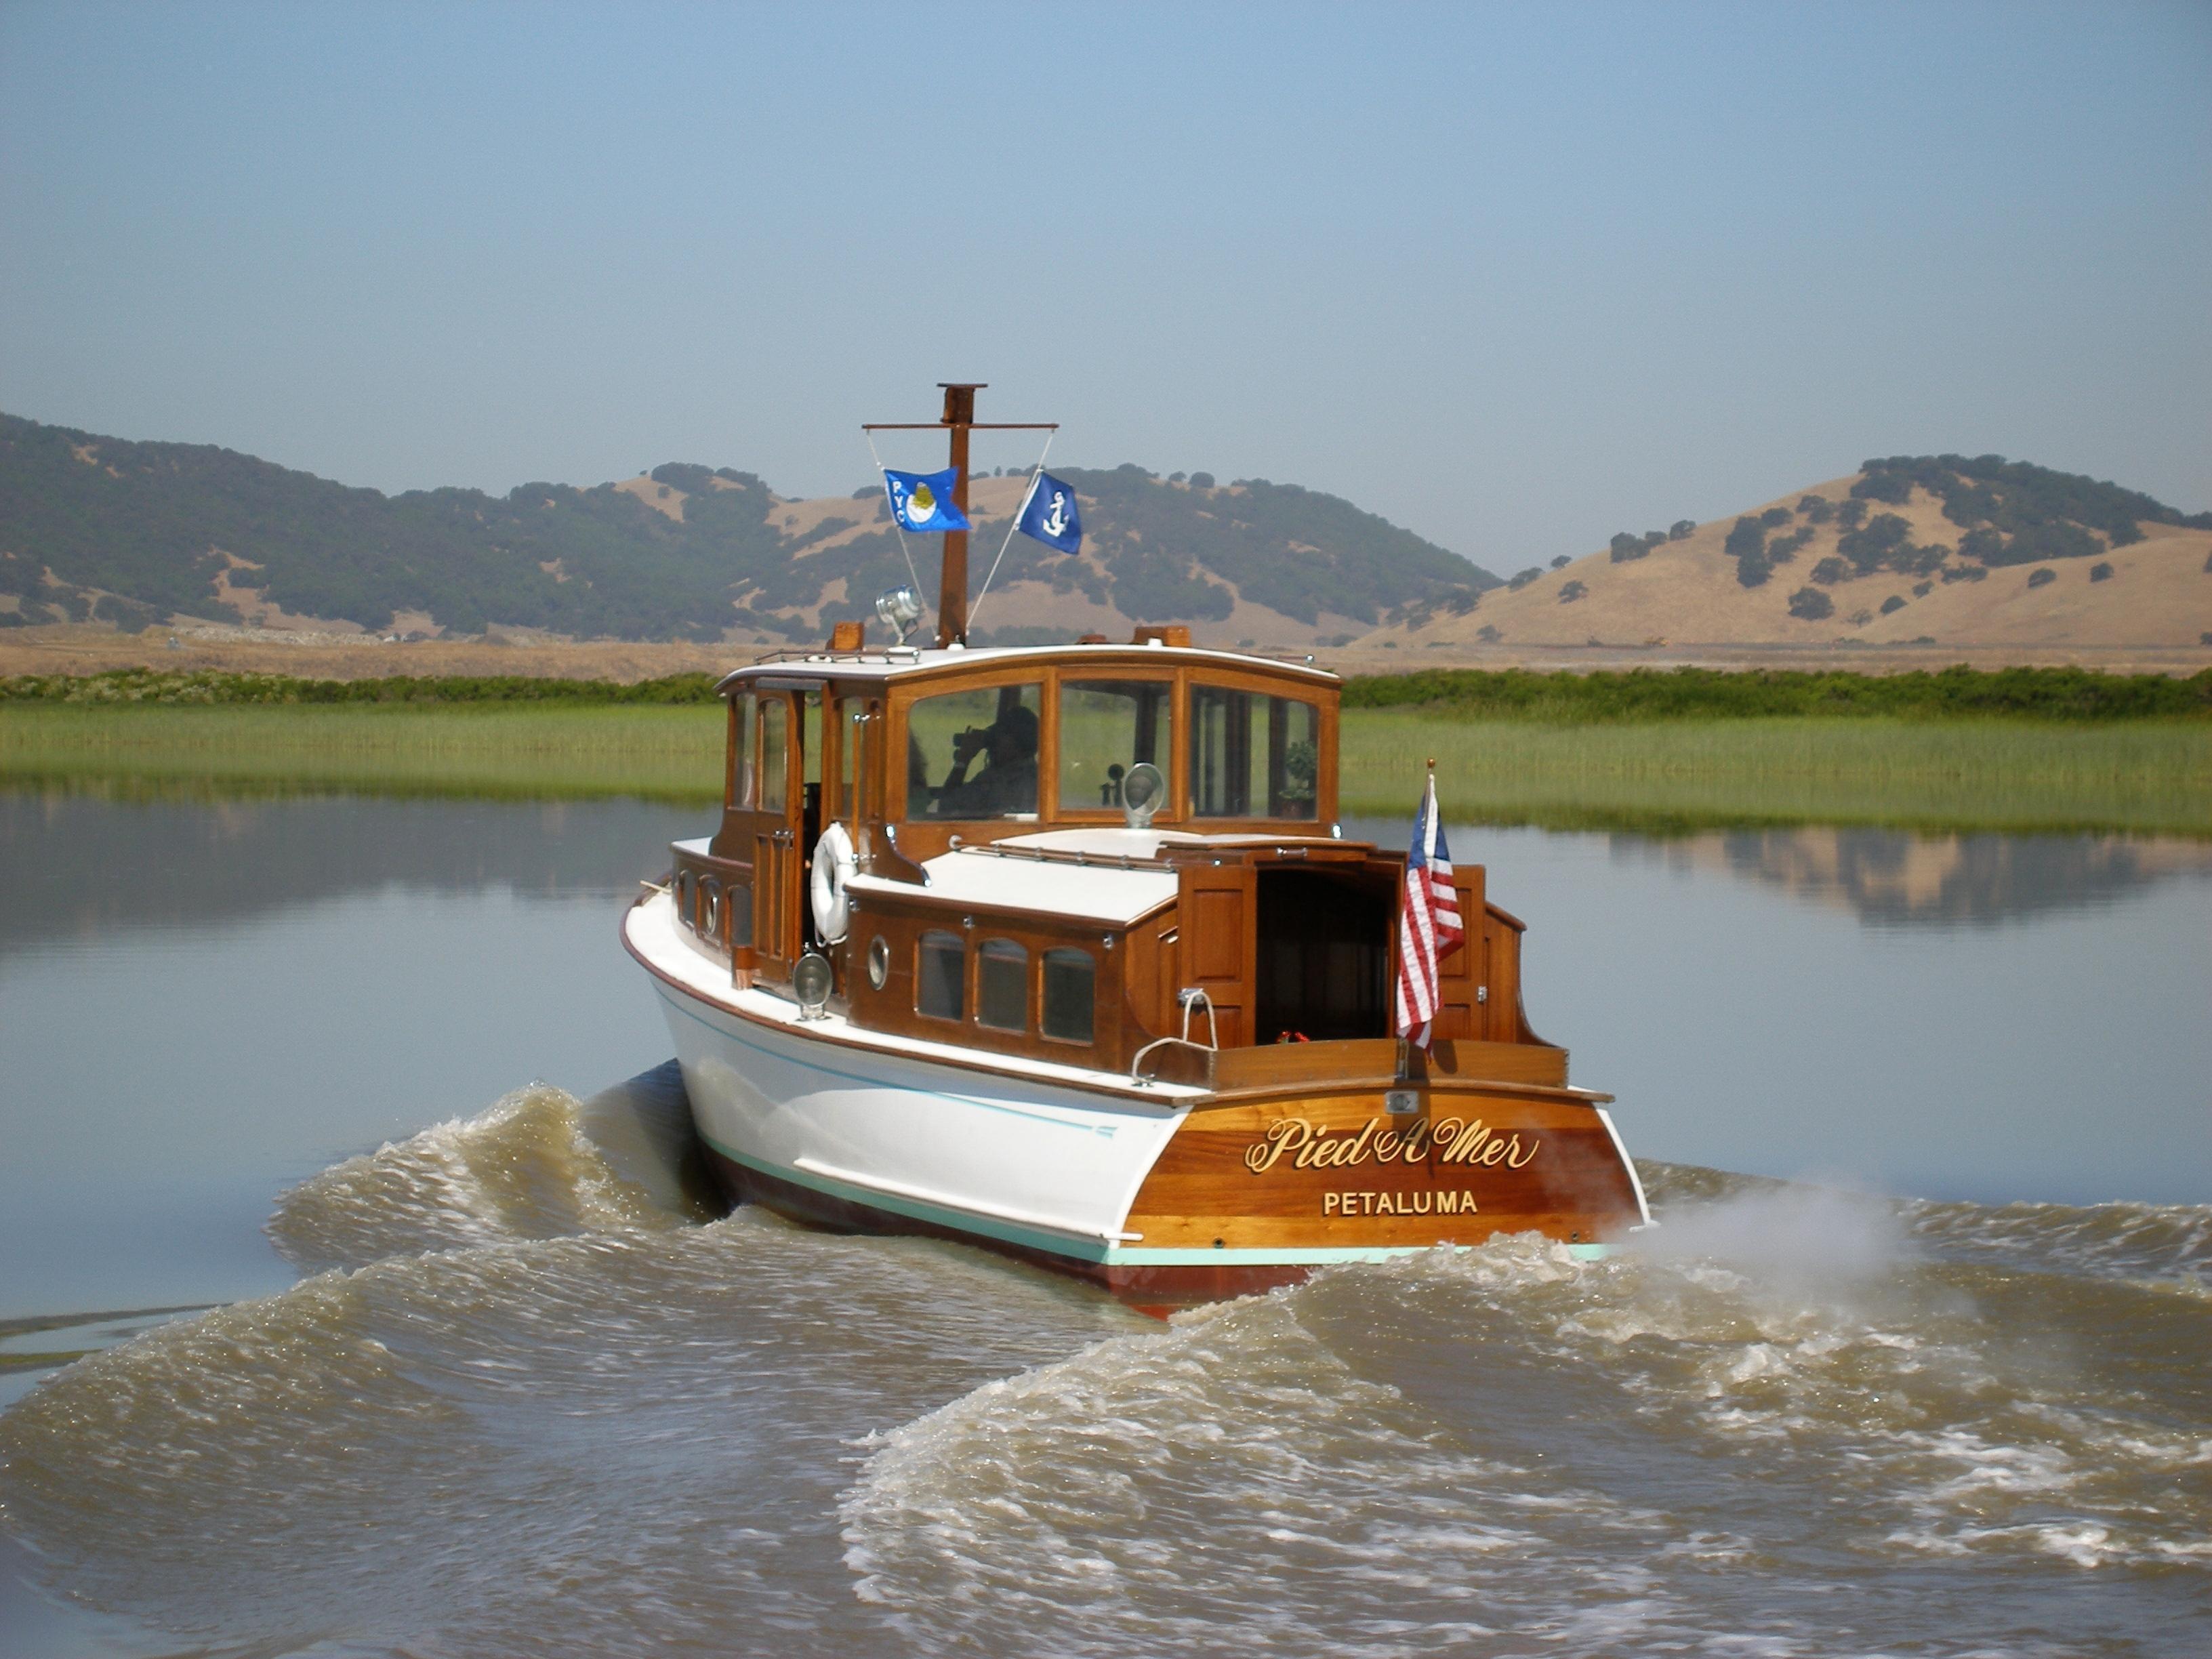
[
  {"left": 847, "top": 838, "right": 1181, "bottom": 926},
  {"left": 714, "top": 642, "right": 1337, "bottom": 696}
]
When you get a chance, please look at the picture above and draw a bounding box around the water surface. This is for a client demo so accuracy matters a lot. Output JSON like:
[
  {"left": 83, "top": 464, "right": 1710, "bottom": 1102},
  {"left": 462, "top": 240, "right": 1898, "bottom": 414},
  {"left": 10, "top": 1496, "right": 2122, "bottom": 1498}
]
[{"left": 3, "top": 793, "right": 2207, "bottom": 1655}]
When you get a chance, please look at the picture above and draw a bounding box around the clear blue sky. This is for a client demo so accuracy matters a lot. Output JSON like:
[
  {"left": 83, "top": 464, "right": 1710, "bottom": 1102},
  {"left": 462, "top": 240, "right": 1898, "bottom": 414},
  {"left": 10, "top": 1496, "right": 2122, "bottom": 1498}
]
[{"left": 3, "top": 1, "right": 2206, "bottom": 572}]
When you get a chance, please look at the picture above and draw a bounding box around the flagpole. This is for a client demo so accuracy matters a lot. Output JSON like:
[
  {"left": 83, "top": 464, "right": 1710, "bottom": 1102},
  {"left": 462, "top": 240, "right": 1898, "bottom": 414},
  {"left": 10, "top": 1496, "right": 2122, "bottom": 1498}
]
[{"left": 967, "top": 430, "right": 1057, "bottom": 632}]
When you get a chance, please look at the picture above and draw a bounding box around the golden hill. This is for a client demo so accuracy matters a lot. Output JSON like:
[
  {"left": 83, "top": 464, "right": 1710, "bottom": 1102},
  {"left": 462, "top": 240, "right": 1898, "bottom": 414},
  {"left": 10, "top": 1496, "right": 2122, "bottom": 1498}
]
[{"left": 1366, "top": 474, "right": 2212, "bottom": 652}]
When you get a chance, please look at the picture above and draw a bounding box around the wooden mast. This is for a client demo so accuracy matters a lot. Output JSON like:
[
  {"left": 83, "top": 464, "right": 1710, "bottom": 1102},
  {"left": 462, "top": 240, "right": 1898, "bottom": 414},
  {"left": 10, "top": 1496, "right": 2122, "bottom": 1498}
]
[
  {"left": 938, "top": 382, "right": 979, "bottom": 647},
  {"left": 865, "top": 385, "right": 1057, "bottom": 648}
]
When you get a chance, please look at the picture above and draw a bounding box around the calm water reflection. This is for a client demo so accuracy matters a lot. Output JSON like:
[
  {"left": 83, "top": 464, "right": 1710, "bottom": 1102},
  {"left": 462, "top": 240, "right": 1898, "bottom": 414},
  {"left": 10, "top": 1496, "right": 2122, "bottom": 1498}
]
[
  {"left": 2, "top": 794, "right": 2207, "bottom": 1330},
  {"left": 1640, "top": 827, "right": 2212, "bottom": 929}
]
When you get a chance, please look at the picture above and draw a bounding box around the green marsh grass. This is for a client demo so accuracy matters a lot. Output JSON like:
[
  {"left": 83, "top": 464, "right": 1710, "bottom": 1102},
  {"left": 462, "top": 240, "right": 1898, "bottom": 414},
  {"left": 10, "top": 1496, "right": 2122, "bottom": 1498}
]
[
  {"left": 1338, "top": 711, "right": 2212, "bottom": 835},
  {"left": 4, "top": 701, "right": 2208, "bottom": 834},
  {"left": 0, "top": 703, "right": 727, "bottom": 804}
]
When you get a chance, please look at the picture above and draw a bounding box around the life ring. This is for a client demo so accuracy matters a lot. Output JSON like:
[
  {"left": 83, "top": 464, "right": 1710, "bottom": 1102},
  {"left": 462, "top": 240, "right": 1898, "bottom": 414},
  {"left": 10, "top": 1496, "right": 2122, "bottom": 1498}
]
[{"left": 809, "top": 821, "right": 858, "bottom": 944}]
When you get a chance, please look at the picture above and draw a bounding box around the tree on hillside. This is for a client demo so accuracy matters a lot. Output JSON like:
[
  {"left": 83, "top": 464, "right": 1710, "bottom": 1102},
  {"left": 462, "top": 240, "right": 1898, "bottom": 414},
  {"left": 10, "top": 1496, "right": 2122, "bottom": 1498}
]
[
  {"left": 1798, "top": 496, "right": 1833, "bottom": 524},
  {"left": 2089, "top": 562, "right": 2114, "bottom": 582},
  {"left": 1759, "top": 506, "right": 1790, "bottom": 528},
  {"left": 1838, "top": 512, "right": 1910, "bottom": 575},
  {"left": 1558, "top": 579, "right": 1587, "bottom": 603},
  {"left": 1837, "top": 498, "right": 1868, "bottom": 531},
  {"left": 1550, "top": 554, "right": 1572, "bottom": 569},
  {"left": 1723, "top": 517, "right": 1765, "bottom": 561},
  {"left": 1811, "top": 556, "right": 1851, "bottom": 586},
  {"left": 1609, "top": 532, "right": 1648, "bottom": 562},
  {"left": 1723, "top": 516, "right": 1769, "bottom": 586},
  {"left": 2026, "top": 567, "right": 2057, "bottom": 589},
  {"left": 1668, "top": 519, "right": 1696, "bottom": 539},
  {"left": 1508, "top": 567, "right": 1543, "bottom": 590},
  {"left": 1766, "top": 526, "right": 1814, "bottom": 562},
  {"left": 1187, "top": 472, "right": 1215, "bottom": 489},
  {"left": 1788, "top": 587, "right": 1834, "bottom": 621}
]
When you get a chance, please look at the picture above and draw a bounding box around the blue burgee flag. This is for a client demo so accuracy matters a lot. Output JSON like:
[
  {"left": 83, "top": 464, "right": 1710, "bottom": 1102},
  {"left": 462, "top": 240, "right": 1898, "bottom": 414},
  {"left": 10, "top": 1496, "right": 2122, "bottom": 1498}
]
[
  {"left": 883, "top": 468, "right": 970, "bottom": 533},
  {"left": 1015, "top": 471, "right": 1083, "bottom": 554}
]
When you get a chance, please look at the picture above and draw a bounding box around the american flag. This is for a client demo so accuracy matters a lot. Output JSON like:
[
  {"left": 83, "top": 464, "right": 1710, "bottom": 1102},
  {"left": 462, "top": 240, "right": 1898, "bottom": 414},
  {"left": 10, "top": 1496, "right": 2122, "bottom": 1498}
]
[{"left": 1393, "top": 772, "right": 1465, "bottom": 1049}]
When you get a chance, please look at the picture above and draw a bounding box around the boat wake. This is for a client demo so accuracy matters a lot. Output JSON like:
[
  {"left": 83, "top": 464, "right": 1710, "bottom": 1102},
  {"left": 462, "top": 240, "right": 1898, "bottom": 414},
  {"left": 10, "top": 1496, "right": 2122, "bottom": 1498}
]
[
  {"left": 264, "top": 1075, "right": 697, "bottom": 1275},
  {"left": 838, "top": 1193, "right": 2212, "bottom": 1656},
  {"left": 2, "top": 1085, "right": 2207, "bottom": 1656}
]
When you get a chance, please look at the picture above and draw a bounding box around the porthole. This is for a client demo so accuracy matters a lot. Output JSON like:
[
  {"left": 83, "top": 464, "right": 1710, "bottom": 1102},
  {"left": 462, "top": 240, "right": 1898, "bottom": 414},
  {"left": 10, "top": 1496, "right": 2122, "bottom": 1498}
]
[
  {"left": 702, "top": 878, "right": 722, "bottom": 941},
  {"left": 867, "top": 935, "right": 890, "bottom": 990}
]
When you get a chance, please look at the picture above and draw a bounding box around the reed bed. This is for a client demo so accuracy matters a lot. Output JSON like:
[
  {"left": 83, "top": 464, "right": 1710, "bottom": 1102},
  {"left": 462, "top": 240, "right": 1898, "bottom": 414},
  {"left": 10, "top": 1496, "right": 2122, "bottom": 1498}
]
[
  {"left": 4, "top": 702, "right": 2207, "bottom": 834},
  {"left": 0, "top": 704, "right": 726, "bottom": 804},
  {"left": 1338, "top": 711, "right": 2212, "bottom": 835}
]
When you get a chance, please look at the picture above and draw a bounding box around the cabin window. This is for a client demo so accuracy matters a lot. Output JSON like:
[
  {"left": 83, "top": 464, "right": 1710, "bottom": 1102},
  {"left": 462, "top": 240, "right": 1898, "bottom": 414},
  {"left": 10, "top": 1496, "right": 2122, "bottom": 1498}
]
[
  {"left": 727, "top": 693, "right": 755, "bottom": 809},
  {"left": 1059, "top": 679, "right": 1170, "bottom": 813},
  {"left": 1189, "top": 687, "right": 1319, "bottom": 819},
  {"left": 907, "top": 684, "right": 1042, "bottom": 819},
  {"left": 675, "top": 870, "right": 697, "bottom": 928},
  {"left": 726, "top": 880, "right": 753, "bottom": 947},
  {"left": 977, "top": 939, "right": 1028, "bottom": 1031},
  {"left": 759, "top": 699, "right": 788, "bottom": 813},
  {"left": 916, "top": 930, "right": 966, "bottom": 1021},
  {"left": 802, "top": 691, "right": 822, "bottom": 787},
  {"left": 1041, "top": 948, "right": 1096, "bottom": 1044}
]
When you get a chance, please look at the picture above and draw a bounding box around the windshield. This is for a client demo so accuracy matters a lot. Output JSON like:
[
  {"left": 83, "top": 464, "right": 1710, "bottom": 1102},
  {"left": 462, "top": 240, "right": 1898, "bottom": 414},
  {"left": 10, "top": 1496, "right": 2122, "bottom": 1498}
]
[
  {"left": 905, "top": 683, "right": 1042, "bottom": 819},
  {"left": 1058, "top": 679, "right": 1170, "bottom": 813},
  {"left": 1189, "top": 684, "right": 1319, "bottom": 819}
]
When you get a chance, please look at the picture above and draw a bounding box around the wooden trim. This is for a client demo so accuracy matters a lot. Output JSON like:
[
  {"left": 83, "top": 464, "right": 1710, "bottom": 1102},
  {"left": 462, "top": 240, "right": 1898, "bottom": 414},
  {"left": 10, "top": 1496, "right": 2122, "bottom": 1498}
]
[
  {"left": 1189, "top": 1073, "right": 1611, "bottom": 1111},
  {"left": 1208, "top": 1036, "right": 1566, "bottom": 1092}
]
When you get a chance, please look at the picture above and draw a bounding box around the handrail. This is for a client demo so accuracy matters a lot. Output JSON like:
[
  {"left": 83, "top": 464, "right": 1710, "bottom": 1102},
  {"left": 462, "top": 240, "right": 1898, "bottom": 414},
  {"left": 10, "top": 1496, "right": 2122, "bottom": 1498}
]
[
  {"left": 1129, "top": 987, "right": 1219, "bottom": 1084},
  {"left": 956, "top": 842, "right": 1171, "bottom": 873}
]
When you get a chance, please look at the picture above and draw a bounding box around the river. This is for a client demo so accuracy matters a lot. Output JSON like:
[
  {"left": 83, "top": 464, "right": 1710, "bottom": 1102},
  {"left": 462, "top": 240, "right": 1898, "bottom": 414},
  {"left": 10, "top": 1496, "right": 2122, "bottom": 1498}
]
[{"left": 2, "top": 792, "right": 2207, "bottom": 1655}]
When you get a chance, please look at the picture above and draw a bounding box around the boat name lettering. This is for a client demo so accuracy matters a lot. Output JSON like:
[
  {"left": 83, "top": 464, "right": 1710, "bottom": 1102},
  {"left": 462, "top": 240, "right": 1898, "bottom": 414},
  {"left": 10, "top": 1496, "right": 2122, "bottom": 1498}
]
[
  {"left": 1324, "top": 1190, "right": 1479, "bottom": 1217},
  {"left": 1241, "top": 1116, "right": 1539, "bottom": 1174}
]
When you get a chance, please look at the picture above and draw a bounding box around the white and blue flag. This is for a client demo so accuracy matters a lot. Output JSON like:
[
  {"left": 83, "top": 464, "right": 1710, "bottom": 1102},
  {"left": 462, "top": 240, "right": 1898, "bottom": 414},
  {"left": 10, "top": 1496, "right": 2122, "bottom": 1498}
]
[
  {"left": 1015, "top": 471, "right": 1083, "bottom": 554},
  {"left": 883, "top": 467, "right": 970, "bottom": 533}
]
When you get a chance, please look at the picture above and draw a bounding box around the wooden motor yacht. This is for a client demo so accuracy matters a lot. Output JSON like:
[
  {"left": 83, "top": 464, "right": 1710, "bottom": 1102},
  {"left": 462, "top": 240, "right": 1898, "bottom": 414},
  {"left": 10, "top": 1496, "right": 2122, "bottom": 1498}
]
[{"left": 622, "top": 387, "right": 1650, "bottom": 1309}]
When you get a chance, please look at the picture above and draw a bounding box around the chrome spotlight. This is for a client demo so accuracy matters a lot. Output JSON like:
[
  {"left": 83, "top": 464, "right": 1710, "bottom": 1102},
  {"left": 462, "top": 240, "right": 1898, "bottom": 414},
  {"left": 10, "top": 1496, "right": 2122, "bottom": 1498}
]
[
  {"left": 792, "top": 951, "right": 834, "bottom": 1021},
  {"left": 874, "top": 585, "right": 923, "bottom": 643}
]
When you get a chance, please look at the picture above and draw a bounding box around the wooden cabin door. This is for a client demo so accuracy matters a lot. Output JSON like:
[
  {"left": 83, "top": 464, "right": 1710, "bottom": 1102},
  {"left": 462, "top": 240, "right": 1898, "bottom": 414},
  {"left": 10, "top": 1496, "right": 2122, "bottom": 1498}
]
[
  {"left": 1176, "top": 862, "right": 1256, "bottom": 1048},
  {"left": 737, "top": 690, "right": 803, "bottom": 979}
]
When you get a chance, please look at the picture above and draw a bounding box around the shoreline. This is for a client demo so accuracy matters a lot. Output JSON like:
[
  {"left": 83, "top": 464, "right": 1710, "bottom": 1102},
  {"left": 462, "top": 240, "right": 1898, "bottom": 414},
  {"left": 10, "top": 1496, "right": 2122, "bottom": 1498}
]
[{"left": 3, "top": 623, "right": 2209, "bottom": 684}]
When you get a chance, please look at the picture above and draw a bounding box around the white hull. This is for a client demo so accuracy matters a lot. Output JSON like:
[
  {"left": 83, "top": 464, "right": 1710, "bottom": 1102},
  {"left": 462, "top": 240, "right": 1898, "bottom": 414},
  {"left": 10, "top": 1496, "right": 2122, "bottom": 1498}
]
[{"left": 628, "top": 889, "right": 1188, "bottom": 1267}]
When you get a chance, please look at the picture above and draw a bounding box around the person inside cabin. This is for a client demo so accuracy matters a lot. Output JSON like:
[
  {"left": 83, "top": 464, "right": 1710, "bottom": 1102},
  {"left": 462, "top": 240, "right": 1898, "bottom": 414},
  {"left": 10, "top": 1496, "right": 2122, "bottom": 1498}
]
[{"left": 935, "top": 702, "right": 1039, "bottom": 817}]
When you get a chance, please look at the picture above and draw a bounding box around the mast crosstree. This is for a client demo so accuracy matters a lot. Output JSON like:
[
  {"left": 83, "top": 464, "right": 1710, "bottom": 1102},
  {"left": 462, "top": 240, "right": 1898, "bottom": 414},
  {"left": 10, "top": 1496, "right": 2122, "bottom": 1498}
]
[{"left": 864, "top": 384, "right": 1057, "bottom": 648}]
